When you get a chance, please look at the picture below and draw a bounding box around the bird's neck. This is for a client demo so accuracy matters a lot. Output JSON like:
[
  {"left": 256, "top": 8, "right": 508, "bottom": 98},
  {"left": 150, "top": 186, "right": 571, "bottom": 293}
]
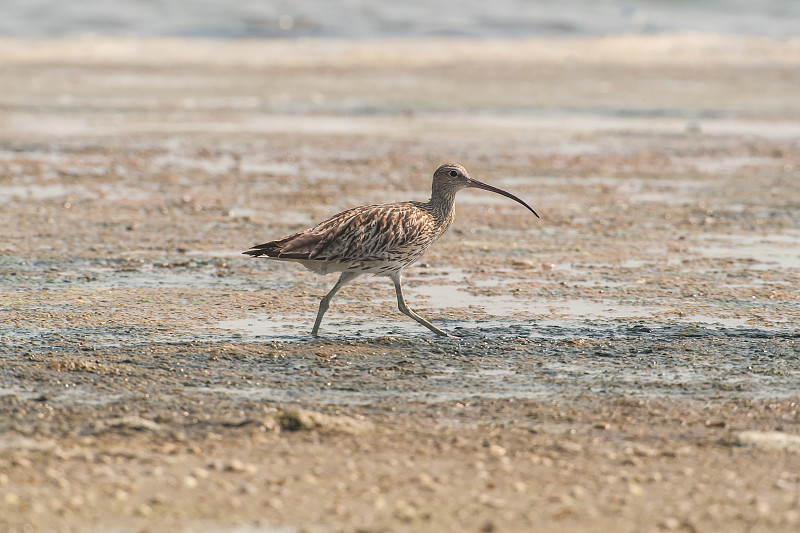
[{"left": 427, "top": 187, "right": 458, "bottom": 225}]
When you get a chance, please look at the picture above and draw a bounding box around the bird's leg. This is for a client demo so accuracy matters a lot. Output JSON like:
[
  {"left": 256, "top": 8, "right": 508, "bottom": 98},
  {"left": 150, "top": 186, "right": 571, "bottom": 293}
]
[
  {"left": 312, "top": 272, "right": 361, "bottom": 336},
  {"left": 390, "top": 273, "right": 452, "bottom": 337}
]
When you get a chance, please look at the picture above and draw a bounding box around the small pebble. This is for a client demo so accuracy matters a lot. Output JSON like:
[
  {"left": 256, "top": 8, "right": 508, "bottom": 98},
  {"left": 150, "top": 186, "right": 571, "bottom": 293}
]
[
  {"left": 488, "top": 444, "right": 507, "bottom": 458},
  {"left": 225, "top": 459, "right": 246, "bottom": 472},
  {"left": 661, "top": 517, "right": 681, "bottom": 530},
  {"left": 135, "top": 504, "right": 153, "bottom": 517}
]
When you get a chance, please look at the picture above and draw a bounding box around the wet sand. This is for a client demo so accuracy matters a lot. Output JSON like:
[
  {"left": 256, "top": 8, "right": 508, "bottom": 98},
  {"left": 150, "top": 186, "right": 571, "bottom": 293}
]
[{"left": 1, "top": 35, "right": 800, "bottom": 532}]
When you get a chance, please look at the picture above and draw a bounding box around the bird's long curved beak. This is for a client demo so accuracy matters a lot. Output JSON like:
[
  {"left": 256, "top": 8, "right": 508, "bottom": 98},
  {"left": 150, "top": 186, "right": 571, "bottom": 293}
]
[{"left": 468, "top": 179, "right": 540, "bottom": 218}]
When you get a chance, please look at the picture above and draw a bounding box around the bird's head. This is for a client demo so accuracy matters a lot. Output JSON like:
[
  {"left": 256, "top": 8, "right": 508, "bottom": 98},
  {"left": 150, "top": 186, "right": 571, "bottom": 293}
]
[
  {"left": 433, "top": 163, "right": 474, "bottom": 192},
  {"left": 432, "top": 163, "right": 539, "bottom": 218}
]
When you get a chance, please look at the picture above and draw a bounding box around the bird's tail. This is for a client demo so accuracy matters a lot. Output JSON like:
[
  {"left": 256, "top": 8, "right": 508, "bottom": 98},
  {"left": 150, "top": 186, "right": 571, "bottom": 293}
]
[
  {"left": 242, "top": 241, "right": 284, "bottom": 258},
  {"left": 243, "top": 232, "right": 317, "bottom": 260}
]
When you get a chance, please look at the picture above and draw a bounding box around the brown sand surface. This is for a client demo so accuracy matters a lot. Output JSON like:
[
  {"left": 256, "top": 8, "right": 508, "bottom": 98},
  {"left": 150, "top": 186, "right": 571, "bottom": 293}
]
[{"left": 1, "top": 36, "right": 799, "bottom": 532}]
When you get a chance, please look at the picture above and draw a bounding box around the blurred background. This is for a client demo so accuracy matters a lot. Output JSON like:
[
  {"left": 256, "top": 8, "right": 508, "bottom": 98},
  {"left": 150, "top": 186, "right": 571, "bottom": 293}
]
[{"left": 2, "top": 0, "right": 799, "bottom": 39}]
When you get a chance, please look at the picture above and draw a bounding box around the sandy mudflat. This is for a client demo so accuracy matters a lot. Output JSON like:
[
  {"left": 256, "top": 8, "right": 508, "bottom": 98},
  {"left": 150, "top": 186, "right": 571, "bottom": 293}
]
[{"left": 1, "top": 35, "right": 799, "bottom": 532}]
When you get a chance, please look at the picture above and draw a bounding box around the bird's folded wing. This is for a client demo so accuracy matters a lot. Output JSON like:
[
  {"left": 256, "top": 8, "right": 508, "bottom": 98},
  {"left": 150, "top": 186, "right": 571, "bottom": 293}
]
[{"left": 296, "top": 203, "right": 433, "bottom": 263}]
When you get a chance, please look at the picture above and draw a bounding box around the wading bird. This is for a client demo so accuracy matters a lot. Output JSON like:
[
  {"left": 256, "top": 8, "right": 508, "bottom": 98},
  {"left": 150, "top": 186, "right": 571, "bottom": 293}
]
[{"left": 244, "top": 163, "right": 539, "bottom": 336}]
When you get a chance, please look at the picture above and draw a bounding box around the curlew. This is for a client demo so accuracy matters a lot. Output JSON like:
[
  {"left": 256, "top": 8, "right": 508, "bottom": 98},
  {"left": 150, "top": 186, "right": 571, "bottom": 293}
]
[{"left": 243, "top": 163, "right": 539, "bottom": 337}]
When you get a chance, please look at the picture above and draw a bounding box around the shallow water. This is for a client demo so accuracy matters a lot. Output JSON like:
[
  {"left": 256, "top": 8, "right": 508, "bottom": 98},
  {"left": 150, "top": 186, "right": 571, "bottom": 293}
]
[
  {"left": 217, "top": 270, "right": 756, "bottom": 343},
  {"left": 3, "top": 0, "right": 799, "bottom": 38},
  {"left": 694, "top": 232, "right": 800, "bottom": 270}
]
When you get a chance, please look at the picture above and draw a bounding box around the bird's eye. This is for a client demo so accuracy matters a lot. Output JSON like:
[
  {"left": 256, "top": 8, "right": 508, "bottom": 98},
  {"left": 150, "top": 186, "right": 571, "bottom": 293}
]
[{"left": 449, "top": 170, "right": 458, "bottom": 177}]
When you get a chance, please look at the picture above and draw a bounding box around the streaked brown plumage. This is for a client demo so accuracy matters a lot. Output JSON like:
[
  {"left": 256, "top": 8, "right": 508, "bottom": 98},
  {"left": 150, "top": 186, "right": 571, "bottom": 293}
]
[{"left": 244, "top": 163, "right": 539, "bottom": 337}]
